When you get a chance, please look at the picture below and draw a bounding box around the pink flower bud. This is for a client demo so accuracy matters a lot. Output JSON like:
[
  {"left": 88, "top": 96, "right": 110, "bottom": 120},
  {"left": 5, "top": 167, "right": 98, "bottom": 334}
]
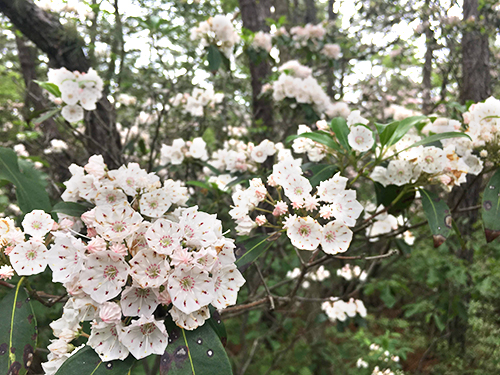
[
  {"left": 99, "top": 302, "right": 122, "bottom": 323},
  {"left": 109, "top": 243, "right": 128, "bottom": 257},
  {"left": 87, "top": 237, "right": 106, "bottom": 253}
]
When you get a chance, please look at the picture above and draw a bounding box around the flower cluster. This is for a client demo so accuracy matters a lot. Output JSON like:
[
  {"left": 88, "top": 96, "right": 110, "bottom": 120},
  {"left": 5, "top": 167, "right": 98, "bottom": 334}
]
[
  {"left": 4, "top": 155, "right": 246, "bottom": 371},
  {"left": 321, "top": 43, "right": 341, "bottom": 59},
  {"left": 160, "top": 137, "right": 209, "bottom": 165},
  {"left": 230, "top": 156, "right": 364, "bottom": 256},
  {"left": 170, "top": 86, "right": 224, "bottom": 117},
  {"left": 321, "top": 297, "right": 367, "bottom": 322},
  {"left": 47, "top": 67, "right": 103, "bottom": 123},
  {"left": 463, "top": 96, "right": 500, "bottom": 150},
  {"left": 290, "top": 23, "right": 326, "bottom": 43},
  {"left": 337, "top": 264, "right": 368, "bottom": 281},
  {"left": 190, "top": 14, "right": 240, "bottom": 57},
  {"left": 251, "top": 31, "right": 273, "bottom": 52},
  {"left": 286, "top": 265, "right": 331, "bottom": 289}
]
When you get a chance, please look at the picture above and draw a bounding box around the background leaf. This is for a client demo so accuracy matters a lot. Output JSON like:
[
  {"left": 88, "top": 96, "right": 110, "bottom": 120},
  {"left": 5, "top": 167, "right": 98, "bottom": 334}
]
[
  {"left": 286, "top": 131, "right": 341, "bottom": 152},
  {"left": 0, "top": 279, "right": 37, "bottom": 375},
  {"left": 207, "top": 45, "right": 222, "bottom": 72},
  {"left": 379, "top": 116, "right": 427, "bottom": 146},
  {"left": 54, "top": 346, "right": 135, "bottom": 375},
  {"left": 482, "top": 169, "right": 500, "bottom": 242},
  {"left": 420, "top": 189, "right": 452, "bottom": 247},
  {"left": 407, "top": 132, "right": 471, "bottom": 149},
  {"left": 0, "top": 147, "right": 51, "bottom": 214},
  {"left": 160, "top": 323, "right": 232, "bottom": 375},
  {"left": 329, "top": 117, "right": 350, "bottom": 151},
  {"left": 235, "top": 234, "right": 277, "bottom": 272},
  {"left": 52, "top": 201, "right": 89, "bottom": 218},
  {"left": 301, "top": 163, "right": 338, "bottom": 187}
]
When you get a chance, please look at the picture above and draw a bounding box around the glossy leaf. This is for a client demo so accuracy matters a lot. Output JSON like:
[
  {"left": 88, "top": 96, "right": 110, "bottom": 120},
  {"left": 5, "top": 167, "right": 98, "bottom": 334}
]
[
  {"left": 235, "top": 233, "right": 278, "bottom": 272},
  {"left": 207, "top": 45, "right": 222, "bottom": 72},
  {"left": 0, "top": 279, "right": 37, "bottom": 375},
  {"left": 0, "top": 147, "right": 51, "bottom": 214},
  {"left": 379, "top": 116, "right": 427, "bottom": 147},
  {"left": 408, "top": 132, "right": 471, "bottom": 149},
  {"left": 52, "top": 202, "right": 89, "bottom": 218},
  {"left": 33, "top": 81, "right": 61, "bottom": 97},
  {"left": 482, "top": 169, "right": 500, "bottom": 242},
  {"left": 54, "top": 345, "right": 135, "bottom": 375},
  {"left": 301, "top": 163, "right": 338, "bottom": 187},
  {"left": 419, "top": 189, "right": 452, "bottom": 247},
  {"left": 374, "top": 182, "right": 415, "bottom": 215},
  {"left": 32, "top": 108, "right": 60, "bottom": 126},
  {"left": 329, "top": 117, "right": 350, "bottom": 151},
  {"left": 160, "top": 323, "right": 232, "bottom": 375},
  {"left": 286, "top": 131, "right": 341, "bottom": 152},
  {"left": 207, "top": 308, "right": 227, "bottom": 347}
]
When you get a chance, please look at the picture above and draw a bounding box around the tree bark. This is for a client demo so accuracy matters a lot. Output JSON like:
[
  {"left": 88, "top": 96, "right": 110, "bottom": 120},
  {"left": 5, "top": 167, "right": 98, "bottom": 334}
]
[
  {"left": 239, "top": 0, "right": 274, "bottom": 131},
  {"left": 422, "top": 0, "right": 433, "bottom": 115},
  {"left": 461, "top": 0, "right": 490, "bottom": 103},
  {"left": 304, "top": 0, "right": 317, "bottom": 24},
  {"left": 0, "top": 0, "right": 122, "bottom": 168}
]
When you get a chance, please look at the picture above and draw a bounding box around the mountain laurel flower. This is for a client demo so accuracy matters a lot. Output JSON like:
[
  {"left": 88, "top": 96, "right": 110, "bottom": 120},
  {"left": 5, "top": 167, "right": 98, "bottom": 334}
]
[
  {"left": 321, "top": 221, "right": 353, "bottom": 254},
  {"left": 99, "top": 302, "right": 122, "bottom": 323},
  {"left": 120, "top": 315, "right": 169, "bottom": 360},
  {"left": 348, "top": 125, "right": 374, "bottom": 152},
  {"left": 10, "top": 240, "right": 48, "bottom": 276},
  {"left": 0, "top": 265, "right": 14, "bottom": 280},
  {"left": 286, "top": 216, "right": 322, "bottom": 250},
  {"left": 22, "top": 209, "right": 55, "bottom": 238},
  {"left": 88, "top": 321, "right": 129, "bottom": 361}
]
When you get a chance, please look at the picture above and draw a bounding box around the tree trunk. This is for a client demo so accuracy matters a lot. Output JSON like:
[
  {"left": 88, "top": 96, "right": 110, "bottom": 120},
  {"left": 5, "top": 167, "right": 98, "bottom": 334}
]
[
  {"left": 0, "top": 0, "right": 123, "bottom": 168},
  {"left": 239, "top": 0, "right": 274, "bottom": 131},
  {"left": 304, "top": 0, "right": 317, "bottom": 23},
  {"left": 422, "top": 0, "right": 433, "bottom": 115},
  {"left": 461, "top": 0, "right": 490, "bottom": 103}
]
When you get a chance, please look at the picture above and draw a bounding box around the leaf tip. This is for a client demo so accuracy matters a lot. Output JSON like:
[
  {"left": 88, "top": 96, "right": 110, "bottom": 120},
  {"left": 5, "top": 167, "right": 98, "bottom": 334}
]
[
  {"left": 433, "top": 234, "right": 446, "bottom": 248},
  {"left": 485, "top": 229, "right": 500, "bottom": 243}
]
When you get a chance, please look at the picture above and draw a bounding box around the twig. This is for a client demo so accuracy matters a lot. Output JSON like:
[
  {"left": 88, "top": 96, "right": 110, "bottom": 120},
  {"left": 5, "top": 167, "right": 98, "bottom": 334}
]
[{"left": 254, "top": 264, "right": 275, "bottom": 310}]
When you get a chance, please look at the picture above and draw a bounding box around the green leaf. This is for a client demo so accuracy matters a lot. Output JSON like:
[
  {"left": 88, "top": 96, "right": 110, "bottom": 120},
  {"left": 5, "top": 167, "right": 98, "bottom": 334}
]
[
  {"left": 186, "top": 181, "right": 213, "bottom": 190},
  {"left": 0, "top": 147, "right": 51, "bottom": 214},
  {"left": 0, "top": 279, "right": 37, "bottom": 375},
  {"left": 301, "top": 163, "right": 338, "bottom": 187},
  {"left": 380, "top": 285, "right": 396, "bottom": 308},
  {"left": 31, "top": 108, "right": 60, "bottom": 126},
  {"left": 286, "top": 131, "right": 341, "bottom": 152},
  {"left": 408, "top": 132, "right": 471, "bottom": 149},
  {"left": 393, "top": 238, "right": 412, "bottom": 255},
  {"left": 419, "top": 189, "right": 452, "bottom": 247},
  {"left": 329, "top": 117, "right": 350, "bottom": 151},
  {"left": 482, "top": 169, "right": 500, "bottom": 242},
  {"left": 198, "top": 161, "right": 221, "bottom": 176},
  {"left": 433, "top": 314, "right": 446, "bottom": 332},
  {"left": 235, "top": 233, "right": 278, "bottom": 272},
  {"left": 207, "top": 308, "right": 227, "bottom": 347},
  {"left": 380, "top": 116, "right": 427, "bottom": 147},
  {"left": 207, "top": 45, "right": 222, "bottom": 72},
  {"left": 54, "top": 346, "right": 135, "bottom": 375},
  {"left": 373, "top": 182, "right": 415, "bottom": 215},
  {"left": 160, "top": 323, "right": 232, "bottom": 375},
  {"left": 52, "top": 202, "right": 89, "bottom": 217},
  {"left": 33, "top": 81, "right": 61, "bottom": 97}
]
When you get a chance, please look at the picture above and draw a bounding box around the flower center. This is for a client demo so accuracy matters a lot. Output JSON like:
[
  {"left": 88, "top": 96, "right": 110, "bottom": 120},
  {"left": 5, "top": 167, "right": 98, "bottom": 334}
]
[
  {"left": 112, "top": 221, "right": 126, "bottom": 233},
  {"left": 184, "top": 226, "right": 194, "bottom": 239},
  {"left": 160, "top": 236, "right": 173, "bottom": 248},
  {"left": 140, "top": 322, "right": 156, "bottom": 335},
  {"left": 294, "top": 187, "right": 304, "bottom": 195},
  {"left": 26, "top": 250, "right": 37, "bottom": 260},
  {"left": 179, "top": 276, "right": 195, "bottom": 291},
  {"left": 31, "top": 221, "right": 42, "bottom": 230},
  {"left": 107, "top": 194, "right": 117, "bottom": 203},
  {"left": 135, "top": 288, "right": 150, "bottom": 298},
  {"left": 324, "top": 231, "right": 336, "bottom": 243},
  {"left": 149, "top": 201, "right": 158, "bottom": 209},
  {"left": 355, "top": 136, "right": 364, "bottom": 144},
  {"left": 104, "top": 265, "right": 118, "bottom": 280},
  {"left": 298, "top": 225, "right": 311, "bottom": 237},
  {"left": 425, "top": 155, "right": 434, "bottom": 163},
  {"left": 146, "top": 264, "right": 161, "bottom": 279}
]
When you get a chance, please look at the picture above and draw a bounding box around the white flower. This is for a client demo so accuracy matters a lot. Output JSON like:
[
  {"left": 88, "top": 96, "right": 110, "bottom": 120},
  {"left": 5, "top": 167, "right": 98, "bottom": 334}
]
[
  {"left": 120, "top": 315, "right": 168, "bottom": 360},
  {"left": 321, "top": 221, "right": 353, "bottom": 254},
  {"left": 94, "top": 186, "right": 128, "bottom": 207},
  {"left": 94, "top": 204, "right": 143, "bottom": 242},
  {"left": 47, "top": 232, "right": 86, "bottom": 283},
  {"left": 88, "top": 321, "right": 129, "bottom": 361},
  {"left": 286, "top": 216, "right": 322, "bottom": 250},
  {"left": 121, "top": 285, "right": 159, "bottom": 317},
  {"left": 317, "top": 172, "right": 348, "bottom": 202},
  {"left": 189, "top": 137, "right": 208, "bottom": 160},
  {"left": 211, "top": 264, "right": 245, "bottom": 309},
  {"left": 84, "top": 155, "right": 106, "bottom": 178},
  {"left": 99, "top": 302, "right": 122, "bottom": 323},
  {"left": 61, "top": 104, "right": 84, "bottom": 123},
  {"left": 170, "top": 305, "right": 210, "bottom": 330},
  {"left": 419, "top": 146, "right": 446, "bottom": 174},
  {"left": 348, "top": 125, "right": 374, "bottom": 152},
  {"left": 386, "top": 160, "right": 413, "bottom": 186},
  {"left": 129, "top": 249, "right": 170, "bottom": 288},
  {"left": 79, "top": 252, "right": 130, "bottom": 303},
  {"left": 139, "top": 189, "right": 172, "bottom": 218},
  {"left": 10, "top": 240, "right": 48, "bottom": 276},
  {"left": 22, "top": 209, "right": 54, "bottom": 238},
  {"left": 0, "top": 265, "right": 14, "bottom": 280},
  {"left": 167, "top": 265, "right": 214, "bottom": 315},
  {"left": 145, "top": 219, "right": 183, "bottom": 256},
  {"left": 329, "top": 190, "right": 364, "bottom": 227}
]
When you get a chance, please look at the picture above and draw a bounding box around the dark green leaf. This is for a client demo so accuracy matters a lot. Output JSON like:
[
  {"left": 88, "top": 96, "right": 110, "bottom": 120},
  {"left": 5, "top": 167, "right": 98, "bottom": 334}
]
[
  {"left": 207, "top": 308, "right": 227, "bottom": 347},
  {"left": 286, "top": 131, "right": 341, "bottom": 152},
  {"left": 393, "top": 238, "right": 411, "bottom": 255},
  {"left": 54, "top": 346, "right": 135, "bottom": 375},
  {"left": 31, "top": 108, "right": 60, "bottom": 126},
  {"left": 198, "top": 161, "right": 221, "bottom": 176},
  {"left": 160, "top": 323, "right": 232, "bottom": 375},
  {"left": 329, "top": 117, "right": 350, "bottom": 151},
  {"left": 207, "top": 45, "right": 222, "bottom": 72},
  {"left": 482, "top": 169, "right": 500, "bottom": 242},
  {"left": 433, "top": 314, "right": 446, "bottom": 332},
  {"left": 374, "top": 182, "right": 415, "bottom": 215},
  {"left": 186, "top": 181, "right": 213, "bottom": 190},
  {"left": 52, "top": 202, "right": 89, "bottom": 218},
  {"left": 235, "top": 234, "right": 277, "bottom": 272},
  {"left": 0, "top": 147, "right": 51, "bottom": 214},
  {"left": 408, "top": 132, "right": 471, "bottom": 149},
  {"left": 0, "top": 279, "right": 37, "bottom": 375},
  {"left": 301, "top": 163, "right": 338, "bottom": 187},
  {"left": 33, "top": 81, "right": 61, "bottom": 97},
  {"left": 380, "top": 285, "right": 396, "bottom": 308},
  {"left": 419, "top": 189, "right": 452, "bottom": 247}
]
